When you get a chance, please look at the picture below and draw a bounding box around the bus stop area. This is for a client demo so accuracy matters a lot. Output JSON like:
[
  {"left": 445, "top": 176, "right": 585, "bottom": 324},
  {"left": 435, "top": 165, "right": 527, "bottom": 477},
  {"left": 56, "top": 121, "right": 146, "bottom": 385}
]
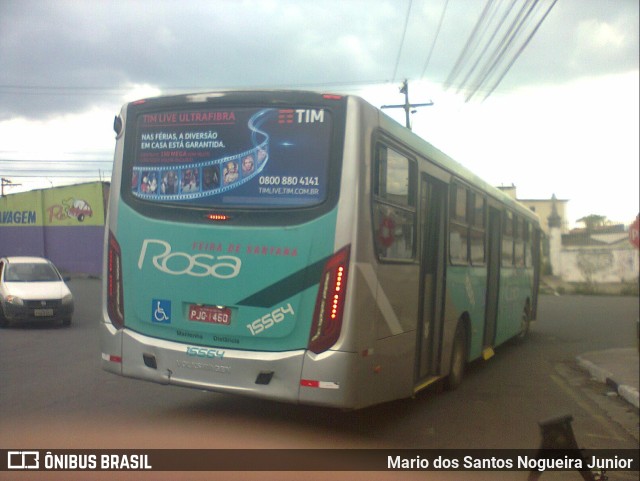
[{"left": 577, "top": 348, "right": 639, "bottom": 409}]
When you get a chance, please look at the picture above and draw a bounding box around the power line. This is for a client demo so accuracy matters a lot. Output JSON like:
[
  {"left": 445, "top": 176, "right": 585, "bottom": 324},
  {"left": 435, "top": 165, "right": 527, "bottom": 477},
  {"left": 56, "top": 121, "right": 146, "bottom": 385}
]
[
  {"left": 454, "top": 0, "right": 516, "bottom": 95},
  {"left": 2, "top": 173, "right": 110, "bottom": 179},
  {"left": 0, "top": 78, "right": 395, "bottom": 97},
  {"left": 444, "top": 0, "right": 497, "bottom": 89},
  {"left": 420, "top": 0, "right": 450, "bottom": 80},
  {"left": 392, "top": 0, "right": 414, "bottom": 82},
  {"left": 464, "top": 0, "right": 541, "bottom": 101},
  {"left": 1, "top": 178, "right": 22, "bottom": 196},
  {"left": 1, "top": 173, "right": 110, "bottom": 178},
  {"left": 480, "top": 0, "right": 558, "bottom": 101},
  {"left": 444, "top": 0, "right": 556, "bottom": 102}
]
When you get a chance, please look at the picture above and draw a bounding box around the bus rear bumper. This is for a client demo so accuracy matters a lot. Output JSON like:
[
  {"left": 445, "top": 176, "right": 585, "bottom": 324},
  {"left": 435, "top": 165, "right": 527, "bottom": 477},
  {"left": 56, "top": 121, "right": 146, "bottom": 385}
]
[{"left": 100, "top": 326, "right": 357, "bottom": 407}]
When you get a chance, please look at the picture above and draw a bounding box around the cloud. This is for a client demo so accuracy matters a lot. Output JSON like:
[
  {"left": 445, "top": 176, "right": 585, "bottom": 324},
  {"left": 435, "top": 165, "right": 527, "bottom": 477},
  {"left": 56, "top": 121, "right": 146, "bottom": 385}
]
[
  {"left": 0, "top": 0, "right": 637, "bottom": 224},
  {"left": 2, "top": 0, "right": 636, "bottom": 120}
]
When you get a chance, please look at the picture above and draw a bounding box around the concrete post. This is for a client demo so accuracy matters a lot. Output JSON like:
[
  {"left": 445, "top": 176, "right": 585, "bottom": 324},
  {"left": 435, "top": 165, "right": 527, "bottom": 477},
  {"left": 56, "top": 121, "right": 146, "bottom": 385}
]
[{"left": 548, "top": 194, "right": 562, "bottom": 277}]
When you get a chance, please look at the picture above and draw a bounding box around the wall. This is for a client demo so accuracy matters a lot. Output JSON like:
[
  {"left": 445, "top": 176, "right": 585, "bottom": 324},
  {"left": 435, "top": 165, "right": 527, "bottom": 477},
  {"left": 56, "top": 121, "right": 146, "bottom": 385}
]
[
  {"left": 0, "top": 182, "right": 108, "bottom": 276},
  {"left": 560, "top": 246, "right": 639, "bottom": 284}
]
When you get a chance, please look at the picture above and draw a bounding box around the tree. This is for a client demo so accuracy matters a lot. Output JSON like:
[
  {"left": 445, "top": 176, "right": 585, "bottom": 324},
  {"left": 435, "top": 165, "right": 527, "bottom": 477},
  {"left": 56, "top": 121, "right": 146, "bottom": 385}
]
[{"left": 577, "top": 214, "right": 608, "bottom": 232}]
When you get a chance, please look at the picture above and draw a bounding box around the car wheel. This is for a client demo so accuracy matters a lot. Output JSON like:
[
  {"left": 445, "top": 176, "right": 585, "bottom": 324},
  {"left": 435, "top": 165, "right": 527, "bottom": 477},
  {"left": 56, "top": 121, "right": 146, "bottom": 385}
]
[{"left": 0, "top": 306, "right": 8, "bottom": 328}]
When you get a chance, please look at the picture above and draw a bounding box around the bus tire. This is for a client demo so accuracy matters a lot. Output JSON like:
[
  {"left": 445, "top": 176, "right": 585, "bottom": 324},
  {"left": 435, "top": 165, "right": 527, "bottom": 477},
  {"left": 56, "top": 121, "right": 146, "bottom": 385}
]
[
  {"left": 445, "top": 323, "right": 467, "bottom": 391},
  {"left": 516, "top": 302, "right": 531, "bottom": 342}
]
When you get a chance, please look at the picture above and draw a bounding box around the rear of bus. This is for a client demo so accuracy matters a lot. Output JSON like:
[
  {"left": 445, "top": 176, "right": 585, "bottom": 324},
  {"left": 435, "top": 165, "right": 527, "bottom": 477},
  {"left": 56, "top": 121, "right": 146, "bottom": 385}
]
[{"left": 101, "top": 91, "right": 360, "bottom": 408}]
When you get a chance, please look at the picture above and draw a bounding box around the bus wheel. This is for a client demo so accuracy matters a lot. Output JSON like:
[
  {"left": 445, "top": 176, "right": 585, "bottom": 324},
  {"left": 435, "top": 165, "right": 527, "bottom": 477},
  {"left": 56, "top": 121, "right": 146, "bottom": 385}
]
[
  {"left": 516, "top": 302, "right": 531, "bottom": 342},
  {"left": 445, "top": 323, "right": 467, "bottom": 390}
]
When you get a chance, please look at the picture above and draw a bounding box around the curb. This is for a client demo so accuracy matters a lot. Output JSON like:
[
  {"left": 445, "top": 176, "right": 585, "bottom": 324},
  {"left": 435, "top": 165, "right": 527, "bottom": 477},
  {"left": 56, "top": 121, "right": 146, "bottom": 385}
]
[{"left": 576, "top": 355, "right": 640, "bottom": 409}]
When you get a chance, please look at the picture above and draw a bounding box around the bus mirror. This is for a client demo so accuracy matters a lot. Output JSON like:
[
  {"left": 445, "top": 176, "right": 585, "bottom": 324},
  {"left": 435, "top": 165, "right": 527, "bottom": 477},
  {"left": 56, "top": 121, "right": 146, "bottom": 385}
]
[{"left": 113, "top": 115, "right": 123, "bottom": 137}]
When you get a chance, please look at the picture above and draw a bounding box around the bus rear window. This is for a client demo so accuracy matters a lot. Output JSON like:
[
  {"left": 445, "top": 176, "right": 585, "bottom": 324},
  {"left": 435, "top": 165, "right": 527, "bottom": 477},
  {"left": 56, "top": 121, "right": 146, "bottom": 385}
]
[{"left": 130, "top": 107, "right": 332, "bottom": 208}]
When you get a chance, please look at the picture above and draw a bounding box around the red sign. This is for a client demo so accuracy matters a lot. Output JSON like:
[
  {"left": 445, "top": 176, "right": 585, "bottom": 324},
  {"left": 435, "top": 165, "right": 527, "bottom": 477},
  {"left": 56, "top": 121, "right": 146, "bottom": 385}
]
[{"left": 630, "top": 215, "right": 640, "bottom": 249}]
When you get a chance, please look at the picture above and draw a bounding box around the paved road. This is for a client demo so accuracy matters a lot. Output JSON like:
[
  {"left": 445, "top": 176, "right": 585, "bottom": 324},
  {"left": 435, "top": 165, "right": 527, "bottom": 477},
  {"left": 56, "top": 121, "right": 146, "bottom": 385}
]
[{"left": 1, "top": 279, "right": 637, "bottom": 480}]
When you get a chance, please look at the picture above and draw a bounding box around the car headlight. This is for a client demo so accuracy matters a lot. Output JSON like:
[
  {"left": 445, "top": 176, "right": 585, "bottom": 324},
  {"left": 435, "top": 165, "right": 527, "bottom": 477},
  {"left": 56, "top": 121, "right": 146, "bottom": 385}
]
[
  {"left": 6, "top": 295, "right": 24, "bottom": 306},
  {"left": 62, "top": 293, "right": 74, "bottom": 305}
]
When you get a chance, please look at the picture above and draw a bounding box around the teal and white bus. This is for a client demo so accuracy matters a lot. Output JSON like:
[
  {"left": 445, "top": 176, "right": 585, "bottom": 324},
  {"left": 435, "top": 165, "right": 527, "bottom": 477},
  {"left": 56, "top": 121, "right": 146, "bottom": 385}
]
[{"left": 101, "top": 90, "right": 541, "bottom": 410}]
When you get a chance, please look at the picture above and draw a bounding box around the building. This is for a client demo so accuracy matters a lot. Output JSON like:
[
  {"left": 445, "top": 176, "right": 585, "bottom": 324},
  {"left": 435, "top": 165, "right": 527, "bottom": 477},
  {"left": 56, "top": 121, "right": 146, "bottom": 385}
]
[
  {"left": 497, "top": 184, "right": 569, "bottom": 235},
  {"left": 496, "top": 185, "right": 638, "bottom": 284},
  {"left": 0, "top": 181, "right": 109, "bottom": 276}
]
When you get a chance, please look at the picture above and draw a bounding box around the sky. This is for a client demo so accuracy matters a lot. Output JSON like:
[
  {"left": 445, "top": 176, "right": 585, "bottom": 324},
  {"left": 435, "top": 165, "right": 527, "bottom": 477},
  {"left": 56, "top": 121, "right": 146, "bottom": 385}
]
[{"left": 0, "top": 0, "right": 638, "bottom": 228}]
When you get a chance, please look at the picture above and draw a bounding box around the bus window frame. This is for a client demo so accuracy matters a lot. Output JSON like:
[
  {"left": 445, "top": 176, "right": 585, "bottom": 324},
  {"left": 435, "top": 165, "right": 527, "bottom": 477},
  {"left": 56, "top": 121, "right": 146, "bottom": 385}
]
[
  {"left": 514, "top": 215, "right": 525, "bottom": 267},
  {"left": 449, "top": 182, "right": 470, "bottom": 266},
  {"left": 502, "top": 210, "right": 515, "bottom": 267},
  {"left": 449, "top": 181, "right": 489, "bottom": 267},
  {"left": 469, "top": 191, "right": 487, "bottom": 266},
  {"left": 372, "top": 136, "right": 418, "bottom": 264}
]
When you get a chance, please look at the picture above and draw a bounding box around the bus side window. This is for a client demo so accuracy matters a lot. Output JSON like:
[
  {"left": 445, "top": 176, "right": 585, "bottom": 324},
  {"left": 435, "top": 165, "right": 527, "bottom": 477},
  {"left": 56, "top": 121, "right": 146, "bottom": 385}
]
[
  {"left": 523, "top": 220, "right": 532, "bottom": 267},
  {"left": 470, "top": 193, "right": 486, "bottom": 265},
  {"left": 449, "top": 184, "right": 469, "bottom": 265},
  {"left": 502, "top": 211, "right": 514, "bottom": 266},
  {"left": 514, "top": 216, "right": 525, "bottom": 267},
  {"left": 373, "top": 144, "right": 416, "bottom": 261}
]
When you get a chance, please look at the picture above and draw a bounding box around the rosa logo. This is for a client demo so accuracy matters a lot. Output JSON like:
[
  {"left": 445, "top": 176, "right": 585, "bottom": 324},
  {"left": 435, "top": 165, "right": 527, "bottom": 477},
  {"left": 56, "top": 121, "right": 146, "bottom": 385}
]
[{"left": 138, "top": 239, "right": 241, "bottom": 279}]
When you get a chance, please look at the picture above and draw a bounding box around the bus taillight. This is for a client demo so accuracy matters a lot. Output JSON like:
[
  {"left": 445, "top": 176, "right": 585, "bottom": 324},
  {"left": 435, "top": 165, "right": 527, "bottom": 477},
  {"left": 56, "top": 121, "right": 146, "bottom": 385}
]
[
  {"left": 205, "top": 213, "right": 231, "bottom": 221},
  {"left": 308, "top": 246, "right": 350, "bottom": 354},
  {"left": 107, "top": 231, "right": 125, "bottom": 329}
]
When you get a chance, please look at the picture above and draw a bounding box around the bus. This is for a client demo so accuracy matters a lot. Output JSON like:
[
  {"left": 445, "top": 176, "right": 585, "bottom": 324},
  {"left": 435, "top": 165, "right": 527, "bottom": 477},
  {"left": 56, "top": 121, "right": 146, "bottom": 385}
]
[{"left": 101, "top": 90, "right": 541, "bottom": 410}]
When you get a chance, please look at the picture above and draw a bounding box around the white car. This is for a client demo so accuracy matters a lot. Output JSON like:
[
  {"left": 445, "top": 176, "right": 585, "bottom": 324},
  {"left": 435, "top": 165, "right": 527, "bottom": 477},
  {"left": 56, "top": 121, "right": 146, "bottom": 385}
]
[{"left": 0, "top": 256, "right": 74, "bottom": 327}]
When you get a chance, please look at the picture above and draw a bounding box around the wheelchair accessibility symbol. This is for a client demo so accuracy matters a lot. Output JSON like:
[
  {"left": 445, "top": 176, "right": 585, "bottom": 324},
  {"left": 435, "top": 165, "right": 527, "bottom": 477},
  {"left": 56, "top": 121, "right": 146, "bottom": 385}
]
[{"left": 152, "top": 299, "right": 171, "bottom": 324}]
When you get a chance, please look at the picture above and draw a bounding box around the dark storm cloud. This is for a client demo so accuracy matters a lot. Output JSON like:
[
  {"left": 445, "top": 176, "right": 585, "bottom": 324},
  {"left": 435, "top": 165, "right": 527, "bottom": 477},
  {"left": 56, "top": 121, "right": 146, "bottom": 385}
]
[{"left": 1, "top": 0, "right": 637, "bottom": 120}]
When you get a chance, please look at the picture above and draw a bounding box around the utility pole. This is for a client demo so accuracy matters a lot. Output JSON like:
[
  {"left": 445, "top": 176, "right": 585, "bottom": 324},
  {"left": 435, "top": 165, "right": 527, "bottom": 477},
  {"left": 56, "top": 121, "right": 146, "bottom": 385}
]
[
  {"left": 1, "top": 178, "right": 21, "bottom": 196},
  {"left": 381, "top": 79, "right": 433, "bottom": 130}
]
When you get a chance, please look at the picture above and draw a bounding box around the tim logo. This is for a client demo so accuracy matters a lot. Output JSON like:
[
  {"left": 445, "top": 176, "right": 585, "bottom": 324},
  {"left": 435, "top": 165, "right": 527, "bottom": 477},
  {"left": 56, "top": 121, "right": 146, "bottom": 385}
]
[
  {"left": 278, "top": 109, "right": 295, "bottom": 124},
  {"left": 8, "top": 451, "right": 39, "bottom": 470},
  {"left": 278, "top": 109, "right": 324, "bottom": 124}
]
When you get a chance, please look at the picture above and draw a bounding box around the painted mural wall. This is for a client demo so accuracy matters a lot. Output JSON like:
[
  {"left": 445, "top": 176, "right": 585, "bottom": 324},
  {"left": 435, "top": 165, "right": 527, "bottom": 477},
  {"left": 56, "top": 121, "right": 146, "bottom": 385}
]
[{"left": 0, "top": 182, "right": 108, "bottom": 276}]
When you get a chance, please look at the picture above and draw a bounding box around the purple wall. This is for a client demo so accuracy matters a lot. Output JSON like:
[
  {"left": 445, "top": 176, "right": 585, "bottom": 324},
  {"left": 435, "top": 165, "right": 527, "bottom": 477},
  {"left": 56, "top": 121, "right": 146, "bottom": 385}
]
[
  {"left": 44, "top": 226, "right": 105, "bottom": 276},
  {"left": 0, "top": 225, "right": 104, "bottom": 276},
  {"left": 0, "top": 226, "right": 45, "bottom": 257}
]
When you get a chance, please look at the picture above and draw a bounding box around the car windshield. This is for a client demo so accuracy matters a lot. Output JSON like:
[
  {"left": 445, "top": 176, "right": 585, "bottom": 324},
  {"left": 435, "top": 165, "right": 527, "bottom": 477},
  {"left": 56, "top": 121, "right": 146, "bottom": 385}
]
[{"left": 4, "top": 263, "right": 60, "bottom": 282}]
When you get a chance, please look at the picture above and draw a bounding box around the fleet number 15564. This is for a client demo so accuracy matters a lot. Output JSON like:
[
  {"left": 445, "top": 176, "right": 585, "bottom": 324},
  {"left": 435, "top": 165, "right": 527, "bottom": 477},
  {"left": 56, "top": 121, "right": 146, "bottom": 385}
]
[{"left": 247, "top": 303, "right": 295, "bottom": 336}]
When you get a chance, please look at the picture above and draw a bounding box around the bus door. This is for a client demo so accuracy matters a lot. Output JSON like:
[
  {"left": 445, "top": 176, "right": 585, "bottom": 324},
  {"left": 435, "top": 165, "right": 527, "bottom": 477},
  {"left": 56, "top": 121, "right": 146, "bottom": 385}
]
[
  {"left": 484, "top": 206, "right": 502, "bottom": 350},
  {"left": 416, "top": 173, "right": 447, "bottom": 381}
]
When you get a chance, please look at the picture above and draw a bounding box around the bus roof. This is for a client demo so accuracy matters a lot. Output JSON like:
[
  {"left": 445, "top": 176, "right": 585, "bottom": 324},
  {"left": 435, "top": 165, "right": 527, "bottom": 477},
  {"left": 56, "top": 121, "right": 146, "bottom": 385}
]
[
  {"left": 371, "top": 97, "right": 540, "bottom": 225},
  {"left": 123, "top": 89, "right": 540, "bottom": 226}
]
